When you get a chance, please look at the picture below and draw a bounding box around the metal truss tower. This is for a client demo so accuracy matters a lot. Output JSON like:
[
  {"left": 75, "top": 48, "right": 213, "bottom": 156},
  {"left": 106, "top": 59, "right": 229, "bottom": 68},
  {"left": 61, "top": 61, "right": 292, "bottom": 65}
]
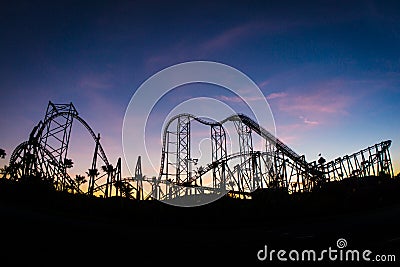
[
  {"left": 36, "top": 102, "right": 78, "bottom": 190},
  {"left": 211, "top": 124, "right": 227, "bottom": 190},
  {"left": 233, "top": 120, "right": 254, "bottom": 191},
  {"left": 176, "top": 115, "right": 191, "bottom": 184},
  {"left": 135, "top": 156, "right": 143, "bottom": 200}
]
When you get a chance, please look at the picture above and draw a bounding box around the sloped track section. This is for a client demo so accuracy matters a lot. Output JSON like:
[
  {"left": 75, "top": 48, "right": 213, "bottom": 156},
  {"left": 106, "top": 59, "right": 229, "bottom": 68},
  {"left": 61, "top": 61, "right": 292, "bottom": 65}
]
[
  {"left": 143, "top": 113, "right": 394, "bottom": 201},
  {"left": 2, "top": 103, "right": 394, "bottom": 202}
]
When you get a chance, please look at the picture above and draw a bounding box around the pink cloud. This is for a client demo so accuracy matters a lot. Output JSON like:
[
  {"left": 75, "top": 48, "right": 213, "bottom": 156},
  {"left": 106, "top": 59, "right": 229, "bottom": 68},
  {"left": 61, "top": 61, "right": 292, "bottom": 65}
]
[
  {"left": 299, "top": 116, "right": 319, "bottom": 126},
  {"left": 200, "top": 19, "right": 312, "bottom": 53},
  {"left": 275, "top": 80, "right": 352, "bottom": 119},
  {"left": 303, "top": 118, "right": 319, "bottom": 126},
  {"left": 274, "top": 119, "right": 319, "bottom": 149},
  {"left": 201, "top": 22, "right": 263, "bottom": 52},
  {"left": 216, "top": 95, "right": 266, "bottom": 103},
  {"left": 262, "top": 79, "right": 356, "bottom": 149},
  {"left": 258, "top": 80, "right": 270, "bottom": 88},
  {"left": 274, "top": 117, "right": 319, "bottom": 147},
  {"left": 145, "top": 19, "right": 310, "bottom": 68},
  {"left": 266, "top": 92, "right": 288, "bottom": 100},
  {"left": 275, "top": 123, "right": 303, "bottom": 145}
]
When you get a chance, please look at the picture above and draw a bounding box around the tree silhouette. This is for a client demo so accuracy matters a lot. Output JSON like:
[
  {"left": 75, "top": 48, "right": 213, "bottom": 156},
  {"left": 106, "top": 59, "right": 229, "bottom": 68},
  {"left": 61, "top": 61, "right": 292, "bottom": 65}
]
[
  {"left": 0, "top": 164, "right": 7, "bottom": 178},
  {"left": 86, "top": 169, "right": 100, "bottom": 176},
  {"left": 86, "top": 168, "right": 99, "bottom": 177},
  {"left": 114, "top": 180, "right": 132, "bottom": 198},
  {"left": 3, "top": 163, "right": 16, "bottom": 178},
  {"left": 0, "top": 148, "right": 6, "bottom": 159},
  {"left": 75, "top": 174, "right": 87, "bottom": 189},
  {"left": 101, "top": 164, "right": 114, "bottom": 174},
  {"left": 64, "top": 158, "right": 74, "bottom": 169}
]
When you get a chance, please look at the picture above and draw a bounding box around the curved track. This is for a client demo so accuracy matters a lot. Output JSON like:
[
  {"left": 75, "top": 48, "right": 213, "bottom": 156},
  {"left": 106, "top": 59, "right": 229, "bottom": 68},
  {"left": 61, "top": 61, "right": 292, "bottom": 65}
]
[
  {"left": 7, "top": 102, "right": 112, "bottom": 194},
  {"left": 151, "top": 112, "right": 393, "bottom": 200},
  {"left": 4, "top": 102, "right": 394, "bottom": 202},
  {"left": 32, "top": 111, "right": 110, "bottom": 166}
]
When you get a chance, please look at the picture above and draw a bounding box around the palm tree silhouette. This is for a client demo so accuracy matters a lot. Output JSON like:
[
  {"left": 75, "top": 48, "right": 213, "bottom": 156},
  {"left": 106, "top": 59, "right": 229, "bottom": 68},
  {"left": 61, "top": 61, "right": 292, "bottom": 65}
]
[
  {"left": 114, "top": 180, "right": 133, "bottom": 198},
  {"left": 64, "top": 158, "right": 74, "bottom": 169},
  {"left": 0, "top": 148, "right": 6, "bottom": 159},
  {"left": 101, "top": 164, "right": 114, "bottom": 174},
  {"left": 86, "top": 168, "right": 99, "bottom": 177},
  {"left": 75, "top": 174, "right": 87, "bottom": 190}
]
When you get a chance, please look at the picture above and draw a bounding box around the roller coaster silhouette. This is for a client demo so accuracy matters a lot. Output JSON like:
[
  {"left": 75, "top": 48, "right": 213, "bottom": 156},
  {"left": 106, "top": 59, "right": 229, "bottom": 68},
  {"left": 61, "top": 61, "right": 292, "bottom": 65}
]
[{"left": 2, "top": 101, "right": 394, "bottom": 203}]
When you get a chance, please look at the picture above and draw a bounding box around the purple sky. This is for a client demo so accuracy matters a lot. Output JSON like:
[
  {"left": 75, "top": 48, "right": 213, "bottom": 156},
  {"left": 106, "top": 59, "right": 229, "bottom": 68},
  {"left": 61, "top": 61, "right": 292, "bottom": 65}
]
[{"left": 1, "top": 0, "right": 400, "bottom": 178}]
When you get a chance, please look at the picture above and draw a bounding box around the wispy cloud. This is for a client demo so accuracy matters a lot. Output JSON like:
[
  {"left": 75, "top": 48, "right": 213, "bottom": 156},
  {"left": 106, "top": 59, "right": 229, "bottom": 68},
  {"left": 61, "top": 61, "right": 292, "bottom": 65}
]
[
  {"left": 266, "top": 92, "right": 287, "bottom": 100},
  {"left": 200, "top": 18, "right": 314, "bottom": 54},
  {"left": 275, "top": 123, "right": 303, "bottom": 145},
  {"left": 214, "top": 91, "right": 287, "bottom": 103},
  {"left": 258, "top": 80, "right": 270, "bottom": 88},
  {"left": 275, "top": 79, "right": 352, "bottom": 118},
  {"left": 274, "top": 116, "right": 320, "bottom": 146},
  {"left": 300, "top": 116, "right": 319, "bottom": 126},
  {"left": 266, "top": 78, "right": 356, "bottom": 147},
  {"left": 200, "top": 22, "right": 264, "bottom": 52},
  {"left": 145, "top": 18, "right": 311, "bottom": 68},
  {"left": 279, "top": 93, "right": 349, "bottom": 114},
  {"left": 216, "top": 95, "right": 266, "bottom": 103}
]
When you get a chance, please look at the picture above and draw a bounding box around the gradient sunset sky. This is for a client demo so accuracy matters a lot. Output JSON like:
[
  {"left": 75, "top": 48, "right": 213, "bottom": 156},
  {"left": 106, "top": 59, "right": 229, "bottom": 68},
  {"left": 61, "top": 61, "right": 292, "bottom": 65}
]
[{"left": 1, "top": 0, "right": 399, "bottom": 178}]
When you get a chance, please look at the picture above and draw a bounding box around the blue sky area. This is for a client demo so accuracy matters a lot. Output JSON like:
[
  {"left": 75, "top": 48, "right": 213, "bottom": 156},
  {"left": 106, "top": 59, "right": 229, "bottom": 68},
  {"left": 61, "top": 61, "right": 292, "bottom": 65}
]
[{"left": 1, "top": 0, "right": 399, "bottom": 177}]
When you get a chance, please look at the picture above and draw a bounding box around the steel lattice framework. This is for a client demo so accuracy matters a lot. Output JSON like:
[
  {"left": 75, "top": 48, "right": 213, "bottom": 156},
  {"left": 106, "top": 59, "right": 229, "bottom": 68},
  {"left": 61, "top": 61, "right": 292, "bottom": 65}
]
[
  {"left": 4, "top": 101, "right": 122, "bottom": 197},
  {"left": 136, "top": 113, "right": 394, "bottom": 201},
  {"left": 2, "top": 102, "right": 394, "bottom": 202}
]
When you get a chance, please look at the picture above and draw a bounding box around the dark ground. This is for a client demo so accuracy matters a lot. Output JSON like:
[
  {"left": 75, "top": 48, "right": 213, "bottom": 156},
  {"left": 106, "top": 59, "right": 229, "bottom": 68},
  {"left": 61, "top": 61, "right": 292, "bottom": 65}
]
[{"left": 1, "top": 176, "right": 400, "bottom": 266}]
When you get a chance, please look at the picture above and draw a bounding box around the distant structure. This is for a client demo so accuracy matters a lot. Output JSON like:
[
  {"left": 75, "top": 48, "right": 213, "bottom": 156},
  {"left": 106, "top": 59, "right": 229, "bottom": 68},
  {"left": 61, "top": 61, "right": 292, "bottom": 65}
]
[{"left": 1, "top": 102, "right": 394, "bottom": 201}]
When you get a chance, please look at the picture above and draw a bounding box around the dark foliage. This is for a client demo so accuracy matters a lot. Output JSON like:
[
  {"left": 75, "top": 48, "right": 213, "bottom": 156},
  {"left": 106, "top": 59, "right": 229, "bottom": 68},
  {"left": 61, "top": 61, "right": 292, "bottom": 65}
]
[{"left": 1, "top": 175, "right": 400, "bottom": 265}]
